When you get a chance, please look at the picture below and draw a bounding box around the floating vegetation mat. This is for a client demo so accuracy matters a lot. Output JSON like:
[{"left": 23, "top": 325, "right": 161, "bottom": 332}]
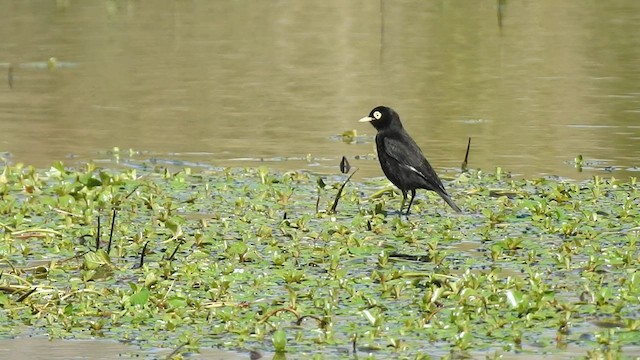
[{"left": 0, "top": 162, "right": 638, "bottom": 359}]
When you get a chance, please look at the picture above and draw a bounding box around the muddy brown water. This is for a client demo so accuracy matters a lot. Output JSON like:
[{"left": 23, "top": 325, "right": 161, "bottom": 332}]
[{"left": 1, "top": 1, "right": 640, "bottom": 181}]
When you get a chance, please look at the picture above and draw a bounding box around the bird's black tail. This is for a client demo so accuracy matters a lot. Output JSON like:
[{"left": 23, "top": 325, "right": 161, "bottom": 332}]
[{"left": 440, "top": 192, "right": 462, "bottom": 213}]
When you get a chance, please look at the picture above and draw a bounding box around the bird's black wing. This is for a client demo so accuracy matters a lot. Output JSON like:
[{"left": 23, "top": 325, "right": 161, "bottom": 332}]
[
  {"left": 382, "top": 135, "right": 448, "bottom": 195},
  {"left": 383, "top": 135, "right": 462, "bottom": 213}
]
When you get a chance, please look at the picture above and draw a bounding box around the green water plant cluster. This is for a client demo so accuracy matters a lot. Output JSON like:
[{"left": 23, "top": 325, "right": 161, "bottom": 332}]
[{"left": 0, "top": 161, "right": 638, "bottom": 359}]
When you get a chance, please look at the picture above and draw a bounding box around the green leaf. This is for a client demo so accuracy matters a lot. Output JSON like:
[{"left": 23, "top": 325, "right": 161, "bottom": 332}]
[
  {"left": 83, "top": 249, "right": 112, "bottom": 270},
  {"left": 317, "top": 177, "right": 326, "bottom": 189},
  {"left": 272, "top": 329, "right": 287, "bottom": 352},
  {"left": 167, "top": 296, "right": 187, "bottom": 308},
  {"left": 130, "top": 287, "right": 150, "bottom": 306}
]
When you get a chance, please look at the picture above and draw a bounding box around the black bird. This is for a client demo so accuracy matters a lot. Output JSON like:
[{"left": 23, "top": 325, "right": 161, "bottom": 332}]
[{"left": 359, "top": 106, "right": 462, "bottom": 215}]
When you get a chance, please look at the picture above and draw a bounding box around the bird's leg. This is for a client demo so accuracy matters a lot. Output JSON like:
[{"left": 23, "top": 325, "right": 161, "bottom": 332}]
[
  {"left": 399, "top": 190, "right": 408, "bottom": 215},
  {"left": 405, "top": 189, "right": 416, "bottom": 216}
]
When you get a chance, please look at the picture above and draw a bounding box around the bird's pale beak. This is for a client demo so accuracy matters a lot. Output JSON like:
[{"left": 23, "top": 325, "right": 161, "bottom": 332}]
[{"left": 359, "top": 116, "right": 374, "bottom": 122}]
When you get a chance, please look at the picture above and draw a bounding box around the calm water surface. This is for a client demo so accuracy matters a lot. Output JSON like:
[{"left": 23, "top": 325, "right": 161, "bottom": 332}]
[
  {"left": 0, "top": 337, "right": 248, "bottom": 359},
  {"left": 1, "top": 0, "right": 639, "bottom": 181}
]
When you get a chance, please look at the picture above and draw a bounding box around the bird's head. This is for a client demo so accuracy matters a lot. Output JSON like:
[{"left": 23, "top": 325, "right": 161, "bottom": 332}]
[{"left": 358, "top": 106, "right": 400, "bottom": 130}]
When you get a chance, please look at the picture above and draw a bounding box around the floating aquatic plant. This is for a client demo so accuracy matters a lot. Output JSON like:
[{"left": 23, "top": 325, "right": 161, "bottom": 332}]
[{"left": 0, "top": 161, "right": 638, "bottom": 359}]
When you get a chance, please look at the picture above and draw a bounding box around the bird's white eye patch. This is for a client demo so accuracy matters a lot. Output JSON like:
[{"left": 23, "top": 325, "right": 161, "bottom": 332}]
[{"left": 373, "top": 111, "right": 382, "bottom": 120}]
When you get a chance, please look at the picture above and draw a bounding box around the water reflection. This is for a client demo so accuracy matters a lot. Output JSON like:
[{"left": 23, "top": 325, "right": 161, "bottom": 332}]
[{"left": 0, "top": 0, "right": 638, "bottom": 180}]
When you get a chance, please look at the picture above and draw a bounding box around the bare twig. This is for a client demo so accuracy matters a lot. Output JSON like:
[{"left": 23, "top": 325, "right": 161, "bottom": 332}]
[
  {"left": 96, "top": 214, "right": 101, "bottom": 251},
  {"left": 329, "top": 168, "right": 358, "bottom": 214},
  {"left": 106, "top": 208, "right": 117, "bottom": 254},
  {"left": 461, "top": 137, "right": 471, "bottom": 172}
]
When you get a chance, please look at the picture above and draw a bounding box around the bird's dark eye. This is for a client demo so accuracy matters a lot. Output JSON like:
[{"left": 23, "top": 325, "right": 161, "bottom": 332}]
[{"left": 373, "top": 111, "right": 382, "bottom": 120}]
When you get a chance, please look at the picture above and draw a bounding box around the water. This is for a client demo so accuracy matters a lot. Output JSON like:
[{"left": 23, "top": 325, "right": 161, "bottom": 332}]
[
  {"left": 1, "top": 0, "right": 639, "bottom": 182},
  {"left": 0, "top": 337, "right": 248, "bottom": 359}
]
